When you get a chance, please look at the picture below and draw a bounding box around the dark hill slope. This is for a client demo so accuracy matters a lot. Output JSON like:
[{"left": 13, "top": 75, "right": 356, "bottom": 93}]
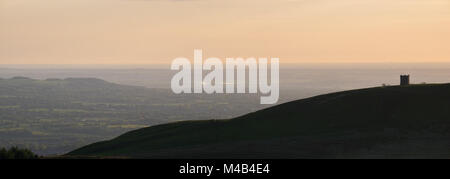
[{"left": 68, "top": 84, "right": 450, "bottom": 158}]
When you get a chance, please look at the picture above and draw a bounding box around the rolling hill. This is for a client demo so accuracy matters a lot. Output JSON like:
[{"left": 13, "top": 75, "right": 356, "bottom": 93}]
[{"left": 68, "top": 84, "right": 450, "bottom": 158}]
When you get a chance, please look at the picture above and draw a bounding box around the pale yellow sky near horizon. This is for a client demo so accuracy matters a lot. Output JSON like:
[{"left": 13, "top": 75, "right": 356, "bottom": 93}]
[{"left": 1, "top": 0, "right": 450, "bottom": 64}]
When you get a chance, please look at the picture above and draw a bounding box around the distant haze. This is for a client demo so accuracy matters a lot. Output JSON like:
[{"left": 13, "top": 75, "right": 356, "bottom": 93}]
[
  {"left": 1, "top": 0, "right": 450, "bottom": 64},
  {"left": 2, "top": 63, "right": 450, "bottom": 102}
]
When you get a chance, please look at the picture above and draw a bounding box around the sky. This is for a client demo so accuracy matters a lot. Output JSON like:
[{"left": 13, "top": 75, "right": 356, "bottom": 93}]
[{"left": 1, "top": 0, "right": 450, "bottom": 64}]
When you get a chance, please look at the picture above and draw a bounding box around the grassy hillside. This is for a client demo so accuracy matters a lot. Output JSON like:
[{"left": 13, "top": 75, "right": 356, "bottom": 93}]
[{"left": 68, "top": 84, "right": 450, "bottom": 158}]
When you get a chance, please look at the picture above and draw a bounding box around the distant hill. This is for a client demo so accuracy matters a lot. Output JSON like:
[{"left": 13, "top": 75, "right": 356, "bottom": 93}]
[
  {"left": 0, "top": 77, "right": 263, "bottom": 155},
  {"left": 68, "top": 84, "right": 450, "bottom": 158},
  {"left": 0, "top": 77, "right": 166, "bottom": 155},
  {"left": 0, "top": 76, "right": 156, "bottom": 101}
]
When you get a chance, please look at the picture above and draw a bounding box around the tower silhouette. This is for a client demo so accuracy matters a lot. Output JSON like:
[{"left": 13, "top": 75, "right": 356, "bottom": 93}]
[{"left": 400, "top": 75, "right": 410, "bottom": 86}]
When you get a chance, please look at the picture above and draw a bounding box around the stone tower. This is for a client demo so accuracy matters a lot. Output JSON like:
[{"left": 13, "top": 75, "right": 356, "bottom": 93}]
[{"left": 400, "top": 75, "right": 410, "bottom": 86}]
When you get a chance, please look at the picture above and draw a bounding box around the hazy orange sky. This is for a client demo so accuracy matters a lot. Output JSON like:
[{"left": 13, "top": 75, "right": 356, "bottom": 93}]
[{"left": 1, "top": 0, "right": 450, "bottom": 64}]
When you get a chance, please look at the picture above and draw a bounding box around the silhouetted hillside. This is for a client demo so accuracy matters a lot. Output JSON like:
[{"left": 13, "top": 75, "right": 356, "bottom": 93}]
[{"left": 68, "top": 84, "right": 450, "bottom": 158}]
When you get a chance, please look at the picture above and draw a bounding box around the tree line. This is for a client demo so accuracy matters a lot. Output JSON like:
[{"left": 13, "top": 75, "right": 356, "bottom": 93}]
[{"left": 0, "top": 147, "right": 39, "bottom": 159}]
